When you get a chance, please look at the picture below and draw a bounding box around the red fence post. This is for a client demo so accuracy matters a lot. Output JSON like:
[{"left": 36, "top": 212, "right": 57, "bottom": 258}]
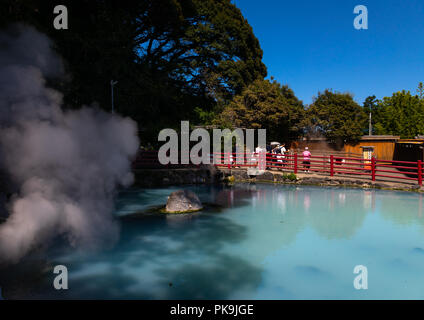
[
  {"left": 371, "top": 157, "right": 376, "bottom": 181},
  {"left": 330, "top": 155, "right": 334, "bottom": 177},
  {"left": 418, "top": 160, "right": 422, "bottom": 186},
  {"left": 294, "top": 153, "right": 298, "bottom": 174},
  {"left": 227, "top": 153, "right": 231, "bottom": 169},
  {"left": 265, "top": 152, "right": 269, "bottom": 169}
]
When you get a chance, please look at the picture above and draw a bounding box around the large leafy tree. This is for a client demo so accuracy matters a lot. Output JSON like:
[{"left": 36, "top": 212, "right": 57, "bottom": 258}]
[
  {"left": 215, "top": 78, "right": 305, "bottom": 142},
  {"left": 366, "top": 90, "right": 424, "bottom": 138},
  {"left": 0, "top": 0, "right": 267, "bottom": 143},
  {"left": 304, "top": 90, "right": 367, "bottom": 143},
  {"left": 135, "top": 0, "right": 267, "bottom": 98}
]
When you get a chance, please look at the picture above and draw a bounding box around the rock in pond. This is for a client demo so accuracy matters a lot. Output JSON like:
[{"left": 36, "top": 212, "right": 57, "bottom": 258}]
[{"left": 165, "top": 190, "right": 203, "bottom": 213}]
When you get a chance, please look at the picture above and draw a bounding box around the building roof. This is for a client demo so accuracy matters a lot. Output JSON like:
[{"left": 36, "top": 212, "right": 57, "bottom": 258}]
[
  {"left": 360, "top": 135, "right": 400, "bottom": 141},
  {"left": 397, "top": 139, "right": 424, "bottom": 144}
]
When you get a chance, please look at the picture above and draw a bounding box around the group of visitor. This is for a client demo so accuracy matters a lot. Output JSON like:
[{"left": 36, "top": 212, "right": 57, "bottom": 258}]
[
  {"left": 231, "top": 143, "right": 313, "bottom": 173},
  {"left": 271, "top": 143, "right": 287, "bottom": 167},
  {"left": 267, "top": 143, "right": 312, "bottom": 172}
]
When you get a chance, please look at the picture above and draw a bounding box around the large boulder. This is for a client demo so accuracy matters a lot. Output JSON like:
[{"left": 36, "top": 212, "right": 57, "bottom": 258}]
[{"left": 165, "top": 190, "right": 203, "bottom": 213}]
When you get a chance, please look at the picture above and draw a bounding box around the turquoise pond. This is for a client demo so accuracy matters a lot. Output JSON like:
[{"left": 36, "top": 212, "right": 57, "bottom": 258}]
[{"left": 5, "top": 183, "right": 424, "bottom": 299}]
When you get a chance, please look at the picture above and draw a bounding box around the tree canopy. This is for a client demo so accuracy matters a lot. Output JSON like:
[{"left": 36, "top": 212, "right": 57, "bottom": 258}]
[
  {"left": 3, "top": 1, "right": 424, "bottom": 145},
  {"left": 304, "top": 90, "right": 367, "bottom": 144},
  {"left": 364, "top": 89, "right": 424, "bottom": 138},
  {"left": 215, "top": 78, "right": 304, "bottom": 142},
  {"left": 1, "top": 0, "right": 266, "bottom": 143}
]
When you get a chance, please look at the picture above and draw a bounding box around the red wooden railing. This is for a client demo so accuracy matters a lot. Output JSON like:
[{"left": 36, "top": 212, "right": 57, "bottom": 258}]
[
  {"left": 132, "top": 150, "right": 201, "bottom": 169},
  {"left": 133, "top": 151, "right": 424, "bottom": 186}
]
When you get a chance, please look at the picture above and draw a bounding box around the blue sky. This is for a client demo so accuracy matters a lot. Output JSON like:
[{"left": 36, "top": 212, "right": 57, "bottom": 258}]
[{"left": 233, "top": 0, "right": 424, "bottom": 105}]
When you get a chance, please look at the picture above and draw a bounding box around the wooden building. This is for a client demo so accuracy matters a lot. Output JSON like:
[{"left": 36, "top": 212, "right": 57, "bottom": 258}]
[
  {"left": 393, "top": 139, "right": 424, "bottom": 162},
  {"left": 343, "top": 136, "right": 400, "bottom": 160},
  {"left": 290, "top": 135, "right": 400, "bottom": 160}
]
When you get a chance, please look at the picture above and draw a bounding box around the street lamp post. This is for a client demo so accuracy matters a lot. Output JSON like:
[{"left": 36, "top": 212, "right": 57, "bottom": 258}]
[
  {"left": 369, "top": 111, "right": 372, "bottom": 136},
  {"left": 110, "top": 80, "right": 118, "bottom": 113}
]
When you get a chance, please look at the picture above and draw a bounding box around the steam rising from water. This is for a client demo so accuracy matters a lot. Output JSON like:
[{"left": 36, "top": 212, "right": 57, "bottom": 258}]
[{"left": 0, "top": 25, "right": 139, "bottom": 263}]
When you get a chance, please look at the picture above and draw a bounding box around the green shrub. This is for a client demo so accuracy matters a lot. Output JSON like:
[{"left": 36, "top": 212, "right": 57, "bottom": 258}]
[{"left": 287, "top": 173, "right": 297, "bottom": 181}]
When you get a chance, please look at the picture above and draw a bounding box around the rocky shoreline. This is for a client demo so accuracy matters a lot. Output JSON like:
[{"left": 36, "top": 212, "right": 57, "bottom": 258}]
[
  {"left": 220, "top": 169, "right": 424, "bottom": 193},
  {"left": 133, "top": 166, "right": 424, "bottom": 193}
]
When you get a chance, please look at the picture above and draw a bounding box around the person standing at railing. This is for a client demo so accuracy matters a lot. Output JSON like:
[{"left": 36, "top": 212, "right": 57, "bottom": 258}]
[
  {"left": 230, "top": 147, "right": 235, "bottom": 167},
  {"left": 256, "top": 145, "right": 265, "bottom": 154},
  {"left": 266, "top": 145, "right": 272, "bottom": 153},
  {"left": 265, "top": 145, "right": 272, "bottom": 169},
  {"left": 271, "top": 145, "right": 278, "bottom": 169},
  {"left": 272, "top": 144, "right": 284, "bottom": 169},
  {"left": 245, "top": 146, "right": 252, "bottom": 166},
  {"left": 255, "top": 145, "right": 264, "bottom": 168},
  {"left": 281, "top": 143, "right": 287, "bottom": 166},
  {"left": 302, "top": 147, "right": 311, "bottom": 173}
]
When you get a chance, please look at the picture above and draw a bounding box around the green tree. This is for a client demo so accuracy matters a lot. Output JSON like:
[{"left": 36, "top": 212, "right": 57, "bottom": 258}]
[
  {"left": 370, "top": 90, "right": 424, "bottom": 138},
  {"left": 417, "top": 82, "right": 424, "bottom": 99},
  {"left": 215, "top": 78, "right": 305, "bottom": 142},
  {"left": 1, "top": 0, "right": 267, "bottom": 144},
  {"left": 304, "top": 90, "right": 367, "bottom": 143}
]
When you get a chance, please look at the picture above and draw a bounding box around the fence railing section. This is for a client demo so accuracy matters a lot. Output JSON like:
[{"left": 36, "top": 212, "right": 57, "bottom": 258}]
[
  {"left": 133, "top": 151, "right": 423, "bottom": 186},
  {"left": 132, "top": 151, "right": 200, "bottom": 169}
]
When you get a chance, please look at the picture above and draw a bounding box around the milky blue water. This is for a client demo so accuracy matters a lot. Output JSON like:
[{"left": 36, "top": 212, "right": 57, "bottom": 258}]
[{"left": 6, "top": 184, "right": 424, "bottom": 299}]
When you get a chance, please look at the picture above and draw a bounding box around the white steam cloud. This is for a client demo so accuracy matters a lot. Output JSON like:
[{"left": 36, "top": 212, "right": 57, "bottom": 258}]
[{"left": 0, "top": 25, "right": 139, "bottom": 263}]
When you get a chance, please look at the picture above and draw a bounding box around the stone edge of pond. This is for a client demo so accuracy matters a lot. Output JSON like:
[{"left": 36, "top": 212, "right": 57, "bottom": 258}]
[
  {"left": 132, "top": 167, "right": 424, "bottom": 193},
  {"left": 224, "top": 170, "right": 424, "bottom": 193}
]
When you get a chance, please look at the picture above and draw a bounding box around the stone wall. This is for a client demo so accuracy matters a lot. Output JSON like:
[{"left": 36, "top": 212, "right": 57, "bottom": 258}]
[
  {"left": 133, "top": 165, "right": 219, "bottom": 188},
  {"left": 217, "top": 168, "right": 424, "bottom": 192},
  {"left": 133, "top": 166, "right": 424, "bottom": 192}
]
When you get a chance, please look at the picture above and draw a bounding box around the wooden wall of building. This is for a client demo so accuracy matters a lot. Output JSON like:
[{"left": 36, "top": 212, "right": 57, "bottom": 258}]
[
  {"left": 289, "top": 136, "right": 400, "bottom": 160},
  {"left": 343, "top": 140, "right": 397, "bottom": 160}
]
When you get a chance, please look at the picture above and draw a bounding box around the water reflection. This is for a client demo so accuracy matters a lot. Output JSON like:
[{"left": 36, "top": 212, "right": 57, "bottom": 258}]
[
  {"left": 2, "top": 184, "right": 424, "bottom": 299},
  {"left": 222, "top": 185, "right": 370, "bottom": 241},
  {"left": 379, "top": 192, "right": 424, "bottom": 227},
  {"left": 216, "top": 185, "right": 424, "bottom": 238},
  {"left": 303, "top": 193, "right": 311, "bottom": 213},
  {"left": 214, "top": 185, "right": 259, "bottom": 209}
]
